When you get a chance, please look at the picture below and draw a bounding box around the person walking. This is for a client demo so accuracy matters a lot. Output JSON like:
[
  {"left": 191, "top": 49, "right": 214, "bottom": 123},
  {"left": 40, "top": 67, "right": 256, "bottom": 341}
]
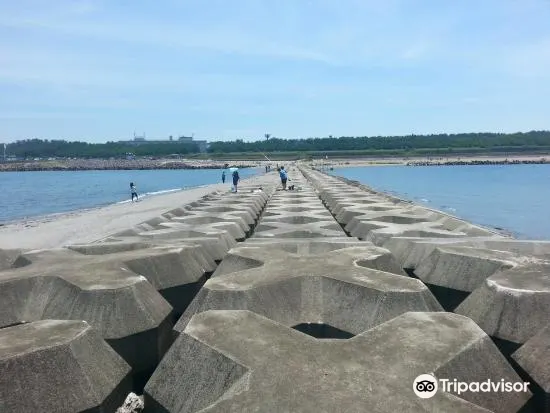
[
  {"left": 222, "top": 170, "right": 226, "bottom": 184},
  {"left": 279, "top": 166, "right": 288, "bottom": 190},
  {"left": 130, "top": 182, "right": 138, "bottom": 202},
  {"left": 232, "top": 169, "right": 240, "bottom": 192}
]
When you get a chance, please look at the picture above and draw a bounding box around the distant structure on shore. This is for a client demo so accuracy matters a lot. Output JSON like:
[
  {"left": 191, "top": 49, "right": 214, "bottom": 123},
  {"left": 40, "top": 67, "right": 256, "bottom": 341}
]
[{"left": 118, "top": 133, "right": 209, "bottom": 153}]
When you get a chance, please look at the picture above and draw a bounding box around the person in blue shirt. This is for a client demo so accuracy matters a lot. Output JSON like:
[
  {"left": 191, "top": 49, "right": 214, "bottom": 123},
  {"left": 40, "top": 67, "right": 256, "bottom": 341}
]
[
  {"left": 221, "top": 170, "right": 226, "bottom": 184},
  {"left": 232, "top": 169, "right": 240, "bottom": 192},
  {"left": 279, "top": 166, "right": 288, "bottom": 190}
]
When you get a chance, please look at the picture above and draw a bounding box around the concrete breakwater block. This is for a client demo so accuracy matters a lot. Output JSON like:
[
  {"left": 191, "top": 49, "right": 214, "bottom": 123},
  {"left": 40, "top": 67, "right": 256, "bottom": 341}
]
[
  {"left": 400, "top": 242, "right": 550, "bottom": 344},
  {"left": 252, "top": 191, "right": 346, "bottom": 238},
  {"left": 0, "top": 249, "right": 22, "bottom": 270},
  {"left": 322, "top": 193, "right": 393, "bottom": 212},
  {"left": 173, "top": 243, "right": 442, "bottom": 337},
  {"left": 261, "top": 208, "right": 333, "bottom": 221},
  {"left": 252, "top": 221, "right": 345, "bottom": 238},
  {"left": 185, "top": 205, "right": 258, "bottom": 226},
  {"left": 335, "top": 202, "right": 408, "bottom": 224},
  {"left": 68, "top": 242, "right": 217, "bottom": 314},
  {"left": 344, "top": 209, "right": 437, "bottom": 235},
  {"left": 382, "top": 237, "right": 502, "bottom": 269},
  {"left": 513, "top": 324, "right": 550, "bottom": 411},
  {"left": 0, "top": 247, "right": 173, "bottom": 389},
  {"left": 201, "top": 191, "right": 271, "bottom": 214},
  {"left": 158, "top": 221, "right": 248, "bottom": 242},
  {"left": 414, "top": 246, "right": 521, "bottom": 292},
  {"left": 0, "top": 320, "right": 131, "bottom": 413},
  {"left": 383, "top": 237, "right": 545, "bottom": 266},
  {"left": 159, "top": 187, "right": 272, "bottom": 224},
  {"left": 303, "top": 170, "right": 497, "bottom": 239},
  {"left": 146, "top": 311, "right": 530, "bottom": 413},
  {"left": 111, "top": 228, "right": 237, "bottom": 261},
  {"left": 341, "top": 210, "right": 495, "bottom": 243},
  {"left": 240, "top": 237, "right": 366, "bottom": 253},
  {"left": 362, "top": 223, "right": 470, "bottom": 246},
  {"left": 103, "top": 231, "right": 234, "bottom": 263},
  {"left": 171, "top": 213, "right": 252, "bottom": 234},
  {"left": 455, "top": 260, "right": 550, "bottom": 344},
  {"left": 259, "top": 207, "right": 337, "bottom": 225}
]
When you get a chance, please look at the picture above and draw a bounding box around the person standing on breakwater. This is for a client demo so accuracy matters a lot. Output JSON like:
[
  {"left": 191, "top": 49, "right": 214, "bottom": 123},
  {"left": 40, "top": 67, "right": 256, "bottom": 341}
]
[
  {"left": 279, "top": 166, "right": 288, "bottom": 190},
  {"left": 232, "top": 169, "right": 240, "bottom": 192},
  {"left": 222, "top": 170, "right": 226, "bottom": 184},
  {"left": 130, "top": 182, "right": 138, "bottom": 202}
]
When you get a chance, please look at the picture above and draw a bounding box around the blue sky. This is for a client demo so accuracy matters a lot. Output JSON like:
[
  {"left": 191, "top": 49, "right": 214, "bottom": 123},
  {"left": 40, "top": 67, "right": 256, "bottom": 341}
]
[{"left": 1, "top": 0, "right": 550, "bottom": 143}]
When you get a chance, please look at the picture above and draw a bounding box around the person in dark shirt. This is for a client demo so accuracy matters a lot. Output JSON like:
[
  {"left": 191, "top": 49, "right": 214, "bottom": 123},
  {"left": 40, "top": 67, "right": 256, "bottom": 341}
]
[
  {"left": 232, "top": 169, "right": 240, "bottom": 192},
  {"left": 130, "top": 182, "right": 138, "bottom": 202}
]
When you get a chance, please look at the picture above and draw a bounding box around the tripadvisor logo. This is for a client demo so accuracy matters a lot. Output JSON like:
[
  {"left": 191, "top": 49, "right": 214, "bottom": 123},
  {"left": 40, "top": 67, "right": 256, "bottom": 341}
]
[
  {"left": 413, "top": 374, "right": 438, "bottom": 398},
  {"left": 413, "top": 374, "right": 529, "bottom": 399}
]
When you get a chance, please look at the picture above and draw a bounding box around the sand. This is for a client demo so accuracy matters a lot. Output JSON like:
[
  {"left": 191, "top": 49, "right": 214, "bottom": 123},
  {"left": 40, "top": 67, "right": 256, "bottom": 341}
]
[{"left": 0, "top": 178, "right": 265, "bottom": 250}]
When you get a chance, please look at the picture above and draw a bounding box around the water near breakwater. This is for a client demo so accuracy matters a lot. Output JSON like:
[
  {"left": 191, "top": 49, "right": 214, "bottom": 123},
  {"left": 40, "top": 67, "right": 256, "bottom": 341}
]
[
  {"left": 330, "top": 164, "right": 550, "bottom": 240},
  {"left": 0, "top": 167, "right": 262, "bottom": 224}
]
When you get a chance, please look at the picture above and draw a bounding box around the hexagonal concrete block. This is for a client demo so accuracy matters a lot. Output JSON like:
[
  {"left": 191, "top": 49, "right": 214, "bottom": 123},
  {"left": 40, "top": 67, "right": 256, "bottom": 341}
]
[
  {"left": 455, "top": 261, "right": 550, "bottom": 344},
  {"left": 174, "top": 243, "right": 441, "bottom": 337},
  {"left": 513, "top": 323, "right": 550, "bottom": 411},
  {"left": 0, "top": 320, "right": 131, "bottom": 413},
  {"left": 0, "top": 247, "right": 174, "bottom": 388},
  {"left": 146, "top": 311, "right": 530, "bottom": 412},
  {"left": 415, "top": 246, "right": 520, "bottom": 292},
  {"left": 382, "top": 237, "right": 502, "bottom": 269}
]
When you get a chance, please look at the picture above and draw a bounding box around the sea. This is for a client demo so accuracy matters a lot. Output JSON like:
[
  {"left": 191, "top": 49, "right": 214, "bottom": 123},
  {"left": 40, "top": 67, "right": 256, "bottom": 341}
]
[
  {"left": 330, "top": 164, "right": 550, "bottom": 240},
  {"left": 1, "top": 165, "right": 549, "bottom": 240},
  {"left": 0, "top": 167, "right": 262, "bottom": 224}
]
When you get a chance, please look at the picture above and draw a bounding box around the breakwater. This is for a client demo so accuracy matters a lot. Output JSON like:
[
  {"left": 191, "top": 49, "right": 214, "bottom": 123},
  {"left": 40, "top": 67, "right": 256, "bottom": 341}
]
[
  {"left": 407, "top": 158, "right": 549, "bottom": 166},
  {"left": 0, "top": 167, "right": 548, "bottom": 412},
  {"left": 0, "top": 158, "right": 257, "bottom": 172}
]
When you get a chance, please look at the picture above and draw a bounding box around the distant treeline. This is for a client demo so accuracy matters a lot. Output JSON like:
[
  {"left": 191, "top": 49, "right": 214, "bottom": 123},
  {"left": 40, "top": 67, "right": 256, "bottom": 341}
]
[
  {"left": 207, "top": 131, "right": 550, "bottom": 153},
  {"left": 5, "top": 139, "right": 199, "bottom": 158},
  {"left": 5, "top": 131, "right": 550, "bottom": 158}
]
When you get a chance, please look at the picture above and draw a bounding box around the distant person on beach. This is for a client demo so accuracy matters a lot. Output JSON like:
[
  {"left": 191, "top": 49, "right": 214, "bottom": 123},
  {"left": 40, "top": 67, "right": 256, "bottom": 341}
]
[
  {"left": 130, "top": 182, "right": 138, "bottom": 202},
  {"left": 232, "top": 169, "right": 240, "bottom": 192},
  {"left": 279, "top": 166, "right": 288, "bottom": 190},
  {"left": 222, "top": 170, "right": 226, "bottom": 183}
]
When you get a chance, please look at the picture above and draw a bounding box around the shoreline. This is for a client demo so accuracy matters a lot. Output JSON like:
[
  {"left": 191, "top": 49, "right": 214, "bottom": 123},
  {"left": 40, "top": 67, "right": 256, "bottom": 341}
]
[
  {"left": 0, "top": 175, "right": 268, "bottom": 249},
  {"left": 0, "top": 184, "right": 213, "bottom": 227}
]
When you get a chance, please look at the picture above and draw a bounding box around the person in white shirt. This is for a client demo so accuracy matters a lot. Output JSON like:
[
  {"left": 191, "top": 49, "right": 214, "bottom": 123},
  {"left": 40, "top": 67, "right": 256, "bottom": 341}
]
[{"left": 130, "top": 182, "right": 138, "bottom": 202}]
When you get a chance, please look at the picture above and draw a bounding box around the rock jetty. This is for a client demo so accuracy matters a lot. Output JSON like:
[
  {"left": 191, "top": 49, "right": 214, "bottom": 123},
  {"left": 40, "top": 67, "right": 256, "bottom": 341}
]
[
  {"left": 0, "top": 158, "right": 257, "bottom": 172},
  {"left": 407, "top": 158, "right": 549, "bottom": 166}
]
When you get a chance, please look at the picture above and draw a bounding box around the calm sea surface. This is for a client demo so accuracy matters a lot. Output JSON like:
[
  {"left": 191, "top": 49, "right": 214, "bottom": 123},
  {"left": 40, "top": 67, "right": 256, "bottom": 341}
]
[
  {"left": 330, "top": 164, "right": 550, "bottom": 240},
  {"left": 0, "top": 168, "right": 262, "bottom": 224}
]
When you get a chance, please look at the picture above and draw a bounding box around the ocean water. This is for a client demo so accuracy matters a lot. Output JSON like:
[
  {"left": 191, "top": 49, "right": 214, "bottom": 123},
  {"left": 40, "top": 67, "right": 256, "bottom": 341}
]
[
  {"left": 330, "top": 164, "right": 550, "bottom": 240},
  {"left": 0, "top": 168, "right": 262, "bottom": 224}
]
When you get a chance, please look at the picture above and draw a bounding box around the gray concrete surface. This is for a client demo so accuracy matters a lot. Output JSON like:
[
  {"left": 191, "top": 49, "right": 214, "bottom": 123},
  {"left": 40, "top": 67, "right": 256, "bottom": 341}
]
[
  {"left": 513, "top": 323, "right": 550, "bottom": 393},
  {"left": 0, "top": 320, "right": 131, "bottom": 413},
  {"left": 146, "top": 310, "right": 529, "bottom": 412},
  {"left": 174, "top": 242, "right": 442, "bottom": 337},
  {"left": 0, "top": 247, "right": 173, "bottom": 383},
  {"left": 455, "top": 261, "right": 550, "bottom": 344}
]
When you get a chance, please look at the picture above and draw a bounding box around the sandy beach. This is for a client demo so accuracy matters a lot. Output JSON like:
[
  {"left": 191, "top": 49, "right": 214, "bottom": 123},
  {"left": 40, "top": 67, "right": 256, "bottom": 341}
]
[{"left": 0, "top": 175, "right": 268, "bottom": 250}]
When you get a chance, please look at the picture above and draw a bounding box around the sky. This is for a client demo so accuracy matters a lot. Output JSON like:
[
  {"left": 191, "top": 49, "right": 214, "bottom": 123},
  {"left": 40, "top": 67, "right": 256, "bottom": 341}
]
[{"left": 1, "top": 0, "right": 550, "bottom": 143}]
